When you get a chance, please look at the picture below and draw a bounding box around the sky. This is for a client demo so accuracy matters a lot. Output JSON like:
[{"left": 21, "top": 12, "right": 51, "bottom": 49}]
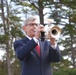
[{"left": 0, "top": 50, "right": 5, "bottom": 60}]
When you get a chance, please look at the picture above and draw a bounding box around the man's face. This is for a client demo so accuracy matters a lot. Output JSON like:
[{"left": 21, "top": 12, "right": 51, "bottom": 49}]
[{"left": 23, "top": 20, "right": 39, "bottom": 38}]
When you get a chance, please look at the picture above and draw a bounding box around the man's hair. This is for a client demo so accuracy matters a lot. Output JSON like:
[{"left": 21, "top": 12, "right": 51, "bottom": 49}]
[{"left": 23, "top": 16, "right": 37, "bottom": 26}]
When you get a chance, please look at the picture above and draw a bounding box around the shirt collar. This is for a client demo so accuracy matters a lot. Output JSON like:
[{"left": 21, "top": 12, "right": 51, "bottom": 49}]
[{"left": 26, "top": 35, "right": 32, "bottom": 40}]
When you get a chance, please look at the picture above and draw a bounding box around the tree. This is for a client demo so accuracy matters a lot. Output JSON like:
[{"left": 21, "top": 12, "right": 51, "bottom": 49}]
[
  {"left": 0, "top": 0, "right": 24, "bottom": 75},
  {"left": 61, "top": 0, "right": 76, "bottom": 68}
]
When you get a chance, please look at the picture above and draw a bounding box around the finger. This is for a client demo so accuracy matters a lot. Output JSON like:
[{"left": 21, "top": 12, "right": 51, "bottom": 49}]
[{"left": 39, "top": 24, "right": 44, "bottom": 28}]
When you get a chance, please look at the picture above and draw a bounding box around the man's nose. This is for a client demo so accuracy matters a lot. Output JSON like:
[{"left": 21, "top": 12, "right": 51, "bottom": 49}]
[{"left": 33, "top": 25, "right": 37, "bottom": 28}]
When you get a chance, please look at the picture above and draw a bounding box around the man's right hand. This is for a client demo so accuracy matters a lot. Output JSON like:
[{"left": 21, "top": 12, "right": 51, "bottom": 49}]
[{"left": 34, "top": 25, "right": 44, "bottom": 39}]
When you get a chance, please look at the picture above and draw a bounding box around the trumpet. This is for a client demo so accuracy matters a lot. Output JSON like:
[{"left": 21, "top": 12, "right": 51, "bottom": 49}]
[
  {"left": 41, "top": 25, "right": 62, "bottom": 41},
  {"left": 48, "top": 25, "right": 61, "bottom": 39}
]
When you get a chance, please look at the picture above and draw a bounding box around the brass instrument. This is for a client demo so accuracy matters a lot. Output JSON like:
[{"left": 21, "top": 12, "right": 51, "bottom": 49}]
[{"left": 44, "top": 25, "right": 62, "bottom": 40}]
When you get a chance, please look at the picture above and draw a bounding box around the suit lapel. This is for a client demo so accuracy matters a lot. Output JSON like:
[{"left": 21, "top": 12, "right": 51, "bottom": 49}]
[
  {"left": 32, "top": 48, "right": 40, "bottom": 59},
  {"left": 23, "top": 37, "right": 42, "bottom": 58},
  {"left": 33, "top": 40, "right": 43, "bottom": 58}
]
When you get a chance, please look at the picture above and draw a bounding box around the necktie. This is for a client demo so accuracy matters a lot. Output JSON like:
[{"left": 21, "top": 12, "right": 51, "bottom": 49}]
[{"left": 36, "top": 45, "right": 40, "bottom": 56}]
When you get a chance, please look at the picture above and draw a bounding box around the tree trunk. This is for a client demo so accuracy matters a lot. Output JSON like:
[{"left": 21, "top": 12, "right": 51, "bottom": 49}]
[
  {"left": 1, "top": 0, "right": 12, "bottom": 75},
  {"left": 71, "top": 37, "right": 76, "bottom": 68},
  {"left": 6, "top": 43, "right": 12, "bottom": 75},
  {"left": 38, "top": 0, "right": 44, "bottom": 25}
]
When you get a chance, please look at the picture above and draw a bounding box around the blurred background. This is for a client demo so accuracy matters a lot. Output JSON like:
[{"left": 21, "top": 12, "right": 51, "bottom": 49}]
[{"left": 0, "top": 0, "right": 76, "bottom": 75}]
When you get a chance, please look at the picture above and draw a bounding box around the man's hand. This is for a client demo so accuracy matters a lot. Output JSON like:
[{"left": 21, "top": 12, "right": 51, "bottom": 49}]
[
  {"left": 48, "top": 31, "right": 56, "bottom": 45},
  {"left": 34, "top": 25, "right": 44, "bottom": 39}
]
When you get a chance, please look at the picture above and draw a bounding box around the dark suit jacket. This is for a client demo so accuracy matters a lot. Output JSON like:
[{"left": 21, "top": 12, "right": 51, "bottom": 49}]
[{"left": 14, "top": 37, "right": 61, "bottom": 75}]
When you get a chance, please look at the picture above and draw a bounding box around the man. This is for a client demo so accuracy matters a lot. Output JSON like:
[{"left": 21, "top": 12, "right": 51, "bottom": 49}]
[{"left": 14, "top": 16, "right": 61, "bottom": 75}]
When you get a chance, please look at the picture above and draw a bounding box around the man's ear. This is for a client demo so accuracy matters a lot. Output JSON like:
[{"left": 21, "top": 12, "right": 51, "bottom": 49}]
[{"left": 22, "top": 26, "right": 26, "bottom": 30}]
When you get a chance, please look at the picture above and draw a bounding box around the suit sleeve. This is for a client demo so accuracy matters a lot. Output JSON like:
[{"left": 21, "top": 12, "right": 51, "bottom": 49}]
[
  {"left": 49, "top": 42, "right": 61, "bottom": 62},
  {"left": 14, "top": 39, "right": 37, "bottom": 61}
]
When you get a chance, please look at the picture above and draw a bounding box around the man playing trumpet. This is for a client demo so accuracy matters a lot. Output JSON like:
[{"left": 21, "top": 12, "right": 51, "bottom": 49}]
[{"left": 14, "top": 16, "right": 61, "bottom": 75}]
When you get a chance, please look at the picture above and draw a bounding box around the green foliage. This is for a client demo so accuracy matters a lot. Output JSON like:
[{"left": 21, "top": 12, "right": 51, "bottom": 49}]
[
  {"left": 63, "top": 24, "right": 76, "bottom": 36},
  {"left": 53, "top": 70, "right": 68, "bottom": 75},
  {"left": 0, "top": 60, "right": 8, "bottom": 75},
  {"left": 0, "top": 35, "right": 9, "bottom": 44},
  {"left": 0, "top": 59, "right": 21, "bottom": 75},
  {"left": 62, "top": 0, "right": 76, "bottom": 9},
  {"left": 52, "top": 58, "right": 71, "bottom": 70},
  {"left": 0, "top": 24, "right": 3, "bottom": 27},
  {"left": 10, "top": 16, "right": 22, "bottom": 22},
  {"left": 11, "top": 58, "right": 21, "bottom": 75},
  {"left": 70, "top": 14, "right": 76, "bottom": 23},
  {"left": 53, "top": 68, "right": 76, "bottom": 75},
  {"left": 10, "top": 26, "right": 25, "bottom": 38}
]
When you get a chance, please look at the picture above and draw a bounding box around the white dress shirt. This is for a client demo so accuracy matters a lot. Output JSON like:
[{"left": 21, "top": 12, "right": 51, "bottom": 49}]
[{"left": 25, "top": 34, "right": 57, "bottom": 49}]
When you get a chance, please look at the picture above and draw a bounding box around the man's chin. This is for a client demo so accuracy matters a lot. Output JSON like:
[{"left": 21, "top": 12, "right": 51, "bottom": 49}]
[{"left": 31, "top": 34, "right": 35, "bottom": 37}]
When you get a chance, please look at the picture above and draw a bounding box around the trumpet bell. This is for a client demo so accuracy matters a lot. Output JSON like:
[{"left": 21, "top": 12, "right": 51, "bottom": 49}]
[
  {"left": 50, "top": 25, "right": 61, "bottom": 39},
  {"left": 44, "top": 25, "right": 61, "bottom": 40}
]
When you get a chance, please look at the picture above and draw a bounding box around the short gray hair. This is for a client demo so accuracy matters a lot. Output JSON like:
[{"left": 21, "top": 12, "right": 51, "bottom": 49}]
[{"left": 23, "top": 16, "right": 37, "bottom": 26}]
